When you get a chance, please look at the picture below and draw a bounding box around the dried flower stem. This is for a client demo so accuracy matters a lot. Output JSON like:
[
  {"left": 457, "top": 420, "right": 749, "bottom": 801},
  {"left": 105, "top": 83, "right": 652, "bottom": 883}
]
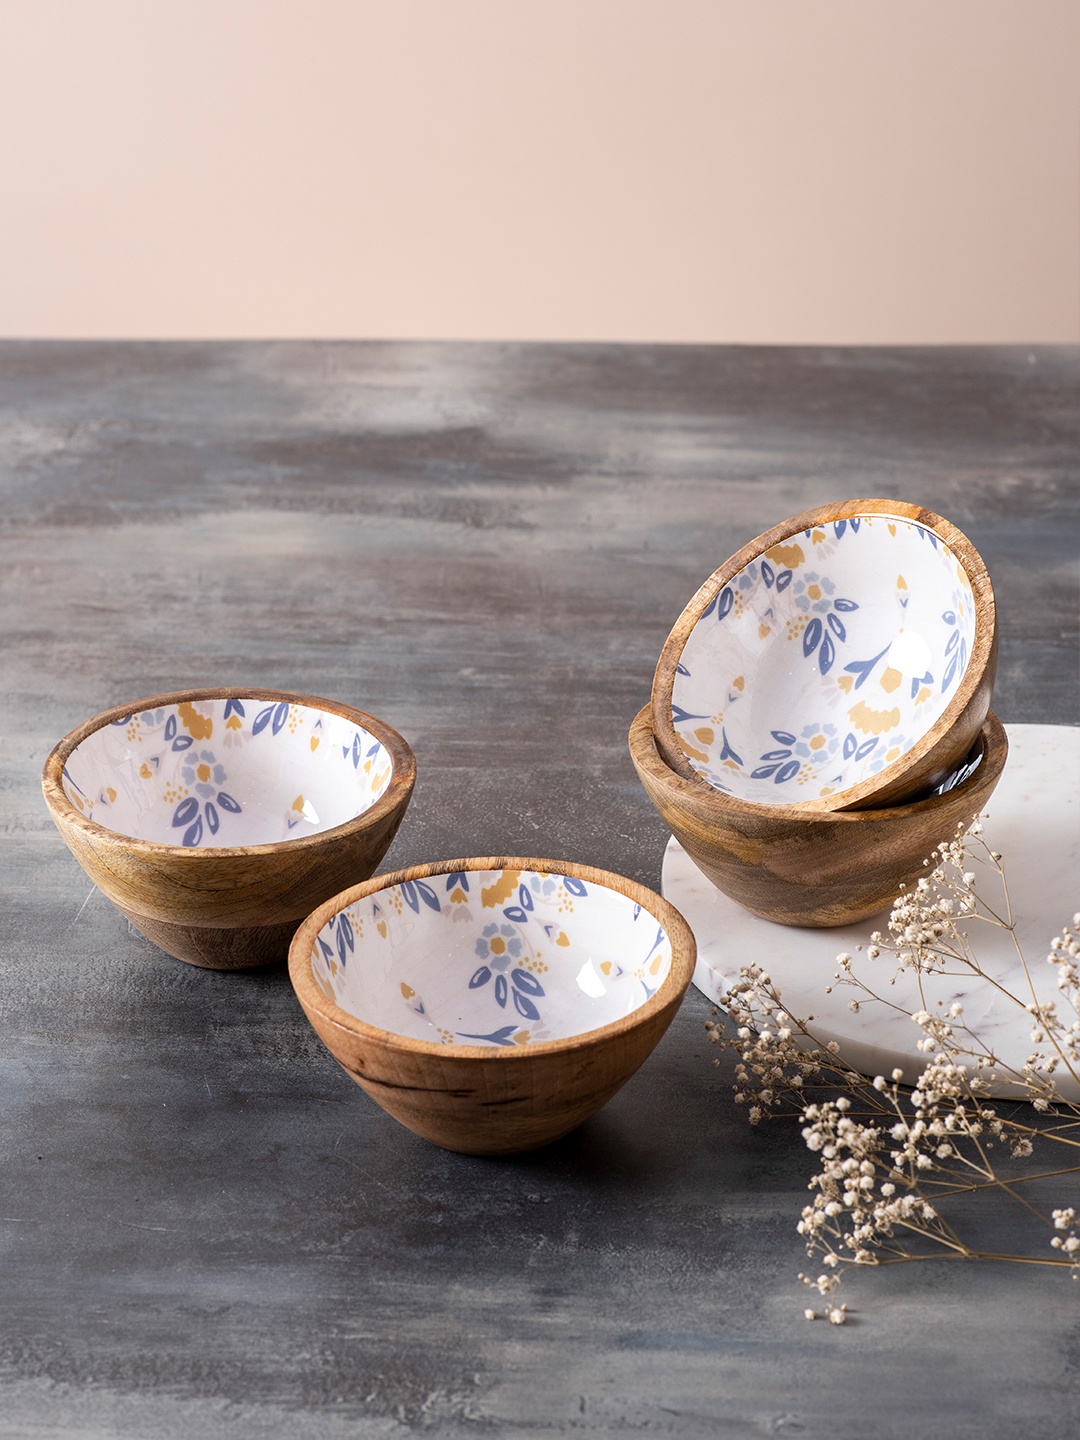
[{"left": 707, "top": 820, "right": 1080, "bottom": 1321}]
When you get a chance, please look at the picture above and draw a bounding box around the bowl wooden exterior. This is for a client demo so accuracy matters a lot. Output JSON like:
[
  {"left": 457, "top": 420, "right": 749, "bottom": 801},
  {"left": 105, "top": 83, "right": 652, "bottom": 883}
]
[
  {"left": 629, "top": 704, "right": 1008, "bottom": 929},
  {"left": 42, "top": 688, "right": 416, "bottom": 969},
  {"left": 651, "top": 498, "right": 998, "bottom": 813},
  {"left": 288, "top": 856, "right": 697, "bottom": 1156}
]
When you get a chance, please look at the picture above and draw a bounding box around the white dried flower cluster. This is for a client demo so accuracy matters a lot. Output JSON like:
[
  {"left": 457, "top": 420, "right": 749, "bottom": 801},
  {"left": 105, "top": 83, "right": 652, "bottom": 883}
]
[
  {"left": 710, "top": 821, "right": 1079, "bottom": 1318},
  {"left": 1050, "top": 1208, "right": 1080, "bottom": 1273}
]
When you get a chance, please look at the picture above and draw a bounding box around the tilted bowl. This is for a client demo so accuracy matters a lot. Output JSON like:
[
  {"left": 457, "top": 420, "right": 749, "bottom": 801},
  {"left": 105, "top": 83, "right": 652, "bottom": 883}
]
[
  {"left": 42, "top": 688, "right": 416, "bottom": 969},
  {"left": 288, "top": 856, "right": 696, "bottom": 1155},
  {"left": 629, "top": 704, "right": 1008, "bottom": 929},
  {"left": 651, "top": 499, "right": 997, "bottom": 812}
]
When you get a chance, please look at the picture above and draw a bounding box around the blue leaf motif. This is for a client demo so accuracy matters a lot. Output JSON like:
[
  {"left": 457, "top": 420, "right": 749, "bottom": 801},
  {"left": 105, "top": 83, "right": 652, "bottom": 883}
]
[
  {"left": 850, "top": 518, "right": 861, "bottom": 532},
  {"left": 761, "top": 558, "right": 775, "bottom": 589},
  {"left": 183, "top": 817, "right": 203, "bottom": 847},
  {"left": 716, "top": 587, "right": 734, "bottom": 621},
  {"left": 401, "top": 881, "right": 419, "bottom": 913},
  {"left": 833, "top": 520, "right": 847, "bottom": 539},
  {"left": 223, "top": 699, "right": 245, "bottom": 720},
  {"left": 946, "top": 629, "right": 960, "bottom": 655},
  {"left": 518, "top": 884, "right": 534, "bottom": 911},
  {"left": 563, "top": 877, "right": 587, "bottom": 897},
  {"left": 503, "top": 906, "right": 530, "bottom": 924},
  {"left": 469, "top": 966, "right": 492, "bottom": 990},
  {"left": 819, "top": 633, "right": 836, "bottom": 675},
  {"left": 776, "top": 569, "right": 793, "bottom": 592},
  {"left": 366, "top": 740, "right": 381, "bottom": 757},
  {"left": 833, "top": 598, "right": 858, "bottom": 612},
  {"left": 826, "top": 612, "right": 847, "bottom": 642},
  {"left": 205, "top": 801, "right": 220, "bottom": 835},
  {"left": 512, "top": 991, "right": 540, "bottom": 1022},
  {"left": 458, "top": 1026, "right": 519, "bottom": 1046},
  {"left": 855, "top": 737, "right": 878, "bottom": 761},
  {"left": 511, "top": 970, "right": 544, "bottom": 997},
  {"left": 415, "top": 881, "right": 441, "bottom": 912},
  {"left": 719, "top": 729, "right": 743, "bottom": 765},
  {"left": 495, "top": 975, "right": 509, "bottom": 1008},
  {"left": 337, "top": 915, "right": 355, "bottom": 952},
  {"left": 172, "top": 797, "right": 199, "bottom": 828},
  {"left": 675, "top": 661, "right": 690, "bottom": 676},
  {"left": 942, "top": 610, "right": 957, "bottom": 625},
  {"left": 172, "top": 735, "right": 193, "bottom": 751},
  {"left": 775, "top": 760, "right": 800, "bottom": 784},
  {"left": 751, "top": 763, "right": 780, "bottom": 780},
  {"left": 843, "top": 732, "right": 858, "bottom": 759},
  {"left": 165, "top": 714, "right": 177, "bottom": 741},
  {"left": 700, "top": 596, "right": 717, "bottom": 619},
  {"left": 760, "top": 748, "right": 792, "bottom": 762},
  {"left": 771, "top": 730, "right": 796, "bottom": 745},
  {"left": 352, "top": 733, "right": 363, "bottom": 768},
  {"left": 803, "top": 617, "right": 822, "bottom": 657},
  {"left": 446, "top": 871, "right": 469, "bottom": 892},
  {"left": 252, "top": 704, "right": 275, "bottom": 736},
  {"left": 272, "top": 703, "right": 289, "bottom": 735},
  {"left": 217, "top": 792, "right": 241, "bottom": 813},
  {"left": 317, "top": 936, "right": 333, "bottom": 960}
]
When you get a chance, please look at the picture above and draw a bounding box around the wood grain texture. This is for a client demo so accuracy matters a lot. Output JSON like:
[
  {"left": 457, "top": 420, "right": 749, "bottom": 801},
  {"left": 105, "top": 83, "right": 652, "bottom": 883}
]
[
  {"left": 42, "top": 687, "right": 416, "bottom": 968},
  {"left": 288, "top": 856, "right": 697, "bottom": 1155},
  {"left": 630, "top": 704, "right": 1008, "bottom": 927},
  {"left": 651, "top": 497, "right": 999, "bottom": 811}
]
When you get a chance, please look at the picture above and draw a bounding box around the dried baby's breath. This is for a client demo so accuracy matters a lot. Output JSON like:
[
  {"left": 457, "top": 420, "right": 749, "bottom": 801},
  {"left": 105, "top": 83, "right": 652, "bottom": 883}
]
[{"left": 706, "top": 822, "right": 1080, "bottom": 1321}]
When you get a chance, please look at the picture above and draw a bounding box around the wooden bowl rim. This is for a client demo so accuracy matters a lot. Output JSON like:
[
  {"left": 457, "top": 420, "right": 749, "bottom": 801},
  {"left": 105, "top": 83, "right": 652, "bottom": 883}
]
[
  {"left": 288, "top": 855, "right": 697, "bottom": 1063},
  {"left": 630, "top": 703, "right": 1008, "bottom": 825},
  {"left": 650, "top": 498, "right": 997, "bottom": 812},
  {"left": 41, "top": 686, "right": 417, "bottom": 860}
]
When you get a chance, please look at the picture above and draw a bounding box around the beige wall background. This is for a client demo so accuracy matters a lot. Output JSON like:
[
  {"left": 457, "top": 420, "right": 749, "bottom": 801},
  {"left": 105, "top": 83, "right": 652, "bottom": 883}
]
[{"left": 0, "top": 0, "right": 1076, "bottom": 343}]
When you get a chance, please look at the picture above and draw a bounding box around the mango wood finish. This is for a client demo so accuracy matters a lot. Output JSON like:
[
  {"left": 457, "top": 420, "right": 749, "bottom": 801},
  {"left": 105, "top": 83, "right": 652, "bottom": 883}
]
[
  {"left": 651, "top": 498, "right": 998, "bottom": 812},
  {"left": 42, "top": 688, "right": 416, "bottom": 969},
  {"left": 630, "top": 704, "right": 1008, "bottom": 929},
  {"left": 288, "top": 856, "right": 697, "bottom": 1155}
]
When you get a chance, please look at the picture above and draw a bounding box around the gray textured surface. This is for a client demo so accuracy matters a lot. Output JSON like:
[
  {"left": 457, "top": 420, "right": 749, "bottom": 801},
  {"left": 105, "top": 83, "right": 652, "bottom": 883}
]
[{"left": 2, "top": 342, "right": 1078, "bottom": 1439}]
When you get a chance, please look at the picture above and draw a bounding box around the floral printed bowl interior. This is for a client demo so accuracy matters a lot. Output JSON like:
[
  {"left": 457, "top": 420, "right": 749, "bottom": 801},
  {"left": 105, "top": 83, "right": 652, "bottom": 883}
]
[
  {"left": 42, "top": 689, "right": 416, "bottom": 970},
  {"left": 652, "top": 500, "right": 997, "bottom": 813},
  {"left": 288, "top": 858, "right": 697, "bottom": 1154},
  {"left": 310, "top": 865, "right": 672, "bottom": 1047},
  {"left": 58, "top": 694, "right": 394, "bottom": 847}
]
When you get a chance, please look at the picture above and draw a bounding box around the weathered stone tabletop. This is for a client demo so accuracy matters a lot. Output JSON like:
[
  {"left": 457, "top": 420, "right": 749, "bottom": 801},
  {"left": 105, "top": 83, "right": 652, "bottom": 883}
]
[{"left": 2, "top": 342, "right": 1078, "bottom": 1438}]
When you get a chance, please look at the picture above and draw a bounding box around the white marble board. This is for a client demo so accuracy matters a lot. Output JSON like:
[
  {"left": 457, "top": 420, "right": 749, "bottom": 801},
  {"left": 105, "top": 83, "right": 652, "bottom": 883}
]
[{"left": 662, "top": 724, "right": 1080, "bottom": 1101}]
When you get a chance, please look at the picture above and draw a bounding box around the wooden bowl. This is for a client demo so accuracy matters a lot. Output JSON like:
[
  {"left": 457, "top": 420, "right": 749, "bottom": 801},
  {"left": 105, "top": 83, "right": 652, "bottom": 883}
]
[
  {"left": 651, "top": 499, "right": 998, "bottom": 812},
  {"left": 42, "top": 688, "right": 416, "bottom": 969},
  {"left": 288, "top": 856, "right": 696, "bottom": 1155},
  {"left": 629, "top": 704, "right": 1008, "bottom": 929}
]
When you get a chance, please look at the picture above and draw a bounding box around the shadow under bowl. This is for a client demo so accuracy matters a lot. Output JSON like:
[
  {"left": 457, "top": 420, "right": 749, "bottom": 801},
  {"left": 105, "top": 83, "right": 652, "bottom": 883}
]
[
  {"left": 629, "top": 704, "right": 1008, "bottom": 929},
  {"left": 288, "top": 856, "right": 697, "bottom": 1155},
  {"left": 651, "top": 498, "right": 998, "bottom": 813},
  {"left": 42, "top": 687, "right": 416, "bottom": 969}
]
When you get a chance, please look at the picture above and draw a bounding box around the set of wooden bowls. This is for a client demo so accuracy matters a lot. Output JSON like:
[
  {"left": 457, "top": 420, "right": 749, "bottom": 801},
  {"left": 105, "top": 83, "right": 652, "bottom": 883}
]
[
  {"left": 41, "top": 688, "right": 695, "bottom": 1155},
  {"left": 40, "top": 498, "right": 1004, "bottom": 1152},
  {"left": 632, "top": 498, "right": 1004, "bottom": 927}
]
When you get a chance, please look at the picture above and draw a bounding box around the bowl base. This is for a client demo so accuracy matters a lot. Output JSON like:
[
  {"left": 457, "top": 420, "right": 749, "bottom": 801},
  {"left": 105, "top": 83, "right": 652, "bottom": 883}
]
[{"left": 116, "top": 905, "right": 299, "bottom": 969}]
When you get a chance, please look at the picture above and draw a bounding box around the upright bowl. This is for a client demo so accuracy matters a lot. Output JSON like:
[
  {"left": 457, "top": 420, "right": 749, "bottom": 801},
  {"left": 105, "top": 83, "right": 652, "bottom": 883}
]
[
  {"left": 651, "top": 499, "right": 997, "bottom": 812},
  {"left": 289, "top": 857, "right": 697, "bottom": 1155},
  {"left": 42, "top": 688, "right": 416, "bottom": 968},
  {"left": 630, "top": 704, "right": 1008, "bottom": 928}
]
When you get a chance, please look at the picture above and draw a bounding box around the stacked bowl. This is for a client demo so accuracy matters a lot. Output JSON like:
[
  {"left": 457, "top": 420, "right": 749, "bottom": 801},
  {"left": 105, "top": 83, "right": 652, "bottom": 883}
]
[{"left": 630, "top": 499, "right": 1005, "bottom": 927}]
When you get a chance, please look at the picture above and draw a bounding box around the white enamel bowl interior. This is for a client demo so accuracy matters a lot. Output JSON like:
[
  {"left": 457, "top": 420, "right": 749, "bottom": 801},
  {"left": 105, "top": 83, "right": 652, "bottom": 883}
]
[
  {"left": 671, "top": 513, "right": 977, "bottom": 805},
  {"left": 60, "top": 697, "right": 393, "bottom": 847},
  {"left": 311, "top": 867, "right": 674, "bottom": 1048}
]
